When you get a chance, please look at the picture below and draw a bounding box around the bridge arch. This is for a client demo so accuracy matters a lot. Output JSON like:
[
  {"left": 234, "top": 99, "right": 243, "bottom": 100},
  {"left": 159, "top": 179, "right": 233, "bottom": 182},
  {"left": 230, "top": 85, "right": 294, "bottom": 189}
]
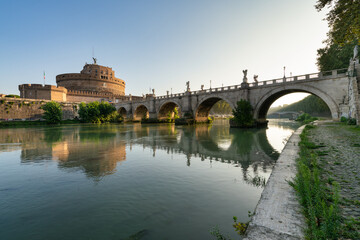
[
  {"left": 118, "top": 107, "right": 127, "bottom": 118},
  {"left": 195, "top": 96, "right": 235, "bottom": 121},
  {"left": 253, "top": 84, "right": 339, "bottom": 121},
  {"left": 133, "top": 104, "right": 149, "bottom": 120},
  {"left": 157, "top": 101, "right": 182, "bottom": 120}
]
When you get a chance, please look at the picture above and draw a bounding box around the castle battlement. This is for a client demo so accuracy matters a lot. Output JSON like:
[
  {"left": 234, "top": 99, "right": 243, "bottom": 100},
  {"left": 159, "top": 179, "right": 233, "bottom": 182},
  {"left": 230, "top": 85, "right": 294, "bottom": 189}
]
[
  {"left": 18, "top": 61, "right": 128, "bottom": 103},
  {"left": 19, "top": 84, "right": 68, "bottom": 92}
]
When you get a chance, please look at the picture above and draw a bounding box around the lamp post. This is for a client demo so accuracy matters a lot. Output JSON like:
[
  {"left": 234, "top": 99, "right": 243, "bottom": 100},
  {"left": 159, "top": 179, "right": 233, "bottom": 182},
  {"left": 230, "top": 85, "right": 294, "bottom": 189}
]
[{"left": 283, "top": 66, "right": 286, "bottom": 78}]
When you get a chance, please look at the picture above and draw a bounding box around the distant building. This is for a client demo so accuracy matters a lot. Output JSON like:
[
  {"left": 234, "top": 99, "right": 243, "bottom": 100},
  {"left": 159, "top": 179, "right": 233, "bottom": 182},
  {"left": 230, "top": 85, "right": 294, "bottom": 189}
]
[{"left": 19, "top": 60, "right": 141, "bottom": 103}]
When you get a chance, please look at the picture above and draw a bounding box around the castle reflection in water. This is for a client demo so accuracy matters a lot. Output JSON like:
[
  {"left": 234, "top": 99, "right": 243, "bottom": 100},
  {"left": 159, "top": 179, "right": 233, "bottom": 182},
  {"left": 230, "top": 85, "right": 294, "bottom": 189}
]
[{"left": 0, "top": 120, "right": 299, "bottom": 183}]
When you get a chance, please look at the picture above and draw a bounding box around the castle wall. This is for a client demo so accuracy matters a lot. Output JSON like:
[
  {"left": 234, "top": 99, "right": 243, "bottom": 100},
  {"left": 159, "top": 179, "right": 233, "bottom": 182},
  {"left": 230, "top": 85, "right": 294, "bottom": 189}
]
[
  {"left": 0, "top": 98, "right": 77, "bottom": 120},
  {"left": 19, "top": 84, "right": 67, "bottom": 101}
]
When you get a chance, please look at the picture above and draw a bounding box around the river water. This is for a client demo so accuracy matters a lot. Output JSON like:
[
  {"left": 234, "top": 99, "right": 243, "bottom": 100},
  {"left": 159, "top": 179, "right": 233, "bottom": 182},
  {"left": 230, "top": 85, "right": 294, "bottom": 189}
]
[{"left": 0, "top": 119, "right": 300, "bottom": 240}]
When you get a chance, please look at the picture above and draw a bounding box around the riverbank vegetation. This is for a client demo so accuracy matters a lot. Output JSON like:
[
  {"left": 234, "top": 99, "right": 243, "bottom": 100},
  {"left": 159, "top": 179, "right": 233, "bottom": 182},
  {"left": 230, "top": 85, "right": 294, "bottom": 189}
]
[
  {"left": 268, "top": 95, "right": 331, "bottom": 117},
  {"left": 210, "top": 100, "right": 232, "bottom": 116},
  {"left": 291, "top": 123, "right": 360, "bottom": 239},
  {"left": 78, "top": 101, "right": 122, "bottom": 123},
  {"left": 295, "top": 113, "right": 318, "bottom": 124},
  {"left": 230, "top": 100, "right": 255, "bottom": 128},
  {"left": 290, "top": 125, "right": 342, "bottom": 239},
  {"left": 0, "top": 119, "right": 81, "bottom": 128},
  {"left": 42, "top": 101, "right": 63, "bottom": 124}
]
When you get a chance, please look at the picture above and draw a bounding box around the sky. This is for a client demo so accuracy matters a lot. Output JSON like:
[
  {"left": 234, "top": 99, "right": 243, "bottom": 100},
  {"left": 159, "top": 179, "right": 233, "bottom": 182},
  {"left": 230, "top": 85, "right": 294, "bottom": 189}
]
[{"left": 0, "top": 0, "right": 329, "bottom": 107}]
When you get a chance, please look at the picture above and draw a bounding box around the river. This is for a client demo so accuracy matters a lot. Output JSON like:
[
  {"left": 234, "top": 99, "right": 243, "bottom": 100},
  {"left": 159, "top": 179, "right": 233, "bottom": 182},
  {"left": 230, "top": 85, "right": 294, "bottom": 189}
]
[{"left": 0, "top": 119, "right": 300, "bottom": 240}]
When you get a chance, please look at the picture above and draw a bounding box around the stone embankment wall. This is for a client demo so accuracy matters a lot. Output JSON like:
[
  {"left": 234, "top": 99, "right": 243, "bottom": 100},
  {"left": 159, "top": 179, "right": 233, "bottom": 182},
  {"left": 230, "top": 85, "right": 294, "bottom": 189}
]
[
  {"left": 0, "top": 98, "right": 78, "bottom": 120},
  {"left": 244, "top": 126, "right": 305, "bottom": 240}
]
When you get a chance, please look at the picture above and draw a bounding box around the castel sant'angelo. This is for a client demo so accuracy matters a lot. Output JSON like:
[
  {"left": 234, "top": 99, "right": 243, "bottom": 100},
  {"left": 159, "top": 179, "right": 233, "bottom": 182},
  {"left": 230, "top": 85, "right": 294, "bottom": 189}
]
[{"left": 18, "top": 58, "right": 140, "bottom": 103}]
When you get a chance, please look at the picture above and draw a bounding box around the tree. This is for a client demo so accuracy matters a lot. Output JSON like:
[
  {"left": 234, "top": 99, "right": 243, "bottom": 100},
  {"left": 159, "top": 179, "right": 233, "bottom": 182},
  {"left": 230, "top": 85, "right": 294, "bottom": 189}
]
[
  {"left": 317, "top": 42, "right": 356, "bottom": 71},
  {"left": 315, "top": 0, "right": 360, "bottom": 46},
  {"left": 42, "top": 101, "right": 62, "bottom": 124},
  {"left": 78, "top": 101, "right": 118, "bottom": 123},
  {"left": 315, "top": 0, "right": 359, "bottom": 71},
  {"left": 231, "top": 100, "right": 254, "bottom": 127}
]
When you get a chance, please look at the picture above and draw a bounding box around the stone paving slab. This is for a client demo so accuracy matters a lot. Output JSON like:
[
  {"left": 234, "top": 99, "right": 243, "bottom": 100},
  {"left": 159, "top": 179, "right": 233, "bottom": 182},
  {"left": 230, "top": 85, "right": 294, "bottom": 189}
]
[{"left": 244, "top": 126, "right": 305, "bottom": 240}]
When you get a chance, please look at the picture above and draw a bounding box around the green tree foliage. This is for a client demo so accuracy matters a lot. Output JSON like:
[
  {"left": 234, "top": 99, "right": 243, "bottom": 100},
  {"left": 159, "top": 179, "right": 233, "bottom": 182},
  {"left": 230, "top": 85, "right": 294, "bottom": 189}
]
[
  {"left": 210, "top": 100, "right": 232, "bottom": 115},
  {"left": 78, "top": 101, "right": 121, "bottom": 123},
  {"left": 296, "top": 113, "right": 318, "bottom": 124},
  {"left": 270, "top": 95, "right": 331, "bottom": 117},
  {"left": 5, "top": 94, "right": 20, "bottom": 98},
  {"left": 315, "top": 0, "right": 359, "bottom": 71},
  {"left": 166, "top": 107, "right": 180, "bottom": 123},
  {"left": 317, "top": 42, "right": 356, "bottom": 71},
  {"left": 315, "top": 0, "right": 360, "bottom": 46},
  {"left": 42, "top": 101, "right": 62, "bottom": 124},
  {"left": 232, "top": 100, "right": 254, "bottom": 127}
]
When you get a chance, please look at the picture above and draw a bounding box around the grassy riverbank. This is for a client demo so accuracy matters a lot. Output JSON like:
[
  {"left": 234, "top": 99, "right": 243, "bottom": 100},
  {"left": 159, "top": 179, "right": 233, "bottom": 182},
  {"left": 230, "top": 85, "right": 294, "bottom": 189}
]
[
  {"left": 291, "top": 122, "right": 360, "bottom": 239},
  {"left": 0, "top": 119, "right": 81, "bottom": 128}
]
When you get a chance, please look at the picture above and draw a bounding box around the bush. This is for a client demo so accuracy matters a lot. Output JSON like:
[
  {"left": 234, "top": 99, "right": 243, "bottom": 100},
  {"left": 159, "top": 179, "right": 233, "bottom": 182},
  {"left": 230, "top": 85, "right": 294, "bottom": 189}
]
[
  {"left": 183, "top": 112, "right": 193, "bottom": 119},
  {"left": 175, "top": 118, "right": 195, "bottom": 125},
  {"left": 340, "top": 116, "right": 348, "bottom": 122},
  {"left": 347, "top": 118, "right": 356, "bottom": 125},
  {"left": 231, "top": 100, "right": 254, "bottom": 127},
  {"left": 5, "top": 94, "right": 20, "bottom": 98},
  {"left": 141, "top": 118, "right": 160, "bottom": 124},
  {"left": 296, "top": 113, "right": 318, "bottom": 124},
  {"left": 78, "top": 101, "right": 119, "bottom": 123},
  {"left": 42, "top": 101, "right": 62, "bottom": 124}
]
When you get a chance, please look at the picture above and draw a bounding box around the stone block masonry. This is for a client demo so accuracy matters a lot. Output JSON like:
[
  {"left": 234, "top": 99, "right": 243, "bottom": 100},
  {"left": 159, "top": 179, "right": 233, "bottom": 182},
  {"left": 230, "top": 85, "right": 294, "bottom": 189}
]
[
  {"left": 244, "top": 126, "right": 305, "bottom": 240},
  {"left": 0, "top": 98, "right": 78, "bottom": 120}
]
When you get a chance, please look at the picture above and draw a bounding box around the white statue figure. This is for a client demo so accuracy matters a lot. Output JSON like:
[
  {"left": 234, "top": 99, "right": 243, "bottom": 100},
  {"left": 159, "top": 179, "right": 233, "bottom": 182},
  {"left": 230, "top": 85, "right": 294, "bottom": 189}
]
[
  {"left": 354, "top": 45, "right": 359, "bottom": 59},
  {"left": 253, "top": 75, "right": 258, "bottom": 82},
  {"left": 242, "top": 69, "right": 248, "bottom": 83}
]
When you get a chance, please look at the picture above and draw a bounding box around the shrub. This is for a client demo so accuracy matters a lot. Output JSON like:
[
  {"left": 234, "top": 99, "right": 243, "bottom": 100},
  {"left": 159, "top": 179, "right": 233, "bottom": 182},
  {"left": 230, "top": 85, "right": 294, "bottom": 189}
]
[
  {"left": 42, "top": 101, "right": 62, "bottom": 124},
  {"left": 183, "top": 112, "right": 193, "bottom": 119},
  {"left": 231, "top": 100, "right": 254, "bottom": 127},
  {"left": 78, "top": 101, "right": 118, "bottom": 123},
  {"left": 5, "top": 94, "right": 20, "bottom": 98},
  {"left": 296, "top": 113, "right": 318, "bottom": 124},
  {"left": 340, "top": 116, "right": 347, "bottom": 122},
  {"left": 347, "top": 118, "right": 356, "bottom": 125}
]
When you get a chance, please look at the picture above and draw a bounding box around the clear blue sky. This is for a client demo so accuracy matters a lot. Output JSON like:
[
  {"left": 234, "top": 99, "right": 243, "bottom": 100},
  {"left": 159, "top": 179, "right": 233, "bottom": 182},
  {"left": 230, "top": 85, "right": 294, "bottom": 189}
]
[{"left": 0, "top": 0, "right": 328, "bottom": 106}]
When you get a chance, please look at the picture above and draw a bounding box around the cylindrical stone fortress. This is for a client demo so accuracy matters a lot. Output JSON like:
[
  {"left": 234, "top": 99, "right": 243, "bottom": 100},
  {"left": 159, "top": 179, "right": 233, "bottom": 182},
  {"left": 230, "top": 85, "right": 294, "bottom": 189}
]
[{"left": 56, "top": 63, "right": 125, "bottom": 95}]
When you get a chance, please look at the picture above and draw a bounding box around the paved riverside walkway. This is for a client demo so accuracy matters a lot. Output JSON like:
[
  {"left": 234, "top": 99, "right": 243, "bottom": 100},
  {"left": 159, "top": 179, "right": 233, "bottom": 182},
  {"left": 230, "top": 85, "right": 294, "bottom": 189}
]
[
  {"left": 244, "top": 126, "right": 305, "bottom": 240},
  {"left": 309, "top": 121, "right": 360, "bottom": 238}
]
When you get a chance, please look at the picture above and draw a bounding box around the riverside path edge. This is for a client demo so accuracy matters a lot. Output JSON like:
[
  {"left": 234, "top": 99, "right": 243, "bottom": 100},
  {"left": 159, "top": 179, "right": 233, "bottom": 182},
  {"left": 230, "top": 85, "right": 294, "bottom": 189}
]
[{"left": 244, "top": 125, "right": 305, "bottom": 240}]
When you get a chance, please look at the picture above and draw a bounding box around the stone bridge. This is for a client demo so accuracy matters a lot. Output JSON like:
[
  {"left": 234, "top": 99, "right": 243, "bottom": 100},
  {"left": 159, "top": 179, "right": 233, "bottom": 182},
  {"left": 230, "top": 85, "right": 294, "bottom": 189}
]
[{"left": 115, "top": 62, "right": 360, "bottom": 123}]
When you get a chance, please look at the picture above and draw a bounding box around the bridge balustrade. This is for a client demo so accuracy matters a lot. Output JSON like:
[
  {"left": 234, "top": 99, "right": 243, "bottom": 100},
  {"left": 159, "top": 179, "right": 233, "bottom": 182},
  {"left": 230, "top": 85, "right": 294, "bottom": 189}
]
[{"left": 116, "top": 68, "right": 348, "bottom": 103}]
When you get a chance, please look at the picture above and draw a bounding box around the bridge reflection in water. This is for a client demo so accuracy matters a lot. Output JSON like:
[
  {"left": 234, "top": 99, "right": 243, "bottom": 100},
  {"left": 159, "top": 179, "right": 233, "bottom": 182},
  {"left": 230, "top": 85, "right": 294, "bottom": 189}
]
[{"left": 0, "top": 119, "right": 299, "bottom": 184}]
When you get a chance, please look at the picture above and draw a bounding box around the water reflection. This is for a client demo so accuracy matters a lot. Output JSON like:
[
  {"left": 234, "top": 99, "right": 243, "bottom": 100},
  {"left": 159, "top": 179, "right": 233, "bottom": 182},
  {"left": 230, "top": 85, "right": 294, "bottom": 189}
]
[{"left": 0, "top": 120, "right": 299, "bottom": 184}]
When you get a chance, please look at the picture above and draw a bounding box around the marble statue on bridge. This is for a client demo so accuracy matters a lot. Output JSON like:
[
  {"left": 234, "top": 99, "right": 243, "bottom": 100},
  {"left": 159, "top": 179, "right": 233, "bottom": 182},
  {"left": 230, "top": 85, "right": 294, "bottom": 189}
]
[{"left": 242, "top": 69, "right": 248, "bottom": 83}]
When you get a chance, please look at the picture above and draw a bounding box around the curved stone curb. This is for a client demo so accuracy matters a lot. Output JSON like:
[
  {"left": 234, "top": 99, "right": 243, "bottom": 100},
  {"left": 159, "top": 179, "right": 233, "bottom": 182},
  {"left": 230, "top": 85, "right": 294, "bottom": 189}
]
[{"left": 244, "top": 125, "right": 305, "bottom": 240}]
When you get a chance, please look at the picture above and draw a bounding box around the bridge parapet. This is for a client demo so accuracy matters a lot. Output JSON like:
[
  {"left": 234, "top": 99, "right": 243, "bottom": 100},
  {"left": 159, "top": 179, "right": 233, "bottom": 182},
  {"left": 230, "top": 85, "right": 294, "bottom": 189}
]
[{"left": 150, "top": 68, "right": 348, "bottom": 99}]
